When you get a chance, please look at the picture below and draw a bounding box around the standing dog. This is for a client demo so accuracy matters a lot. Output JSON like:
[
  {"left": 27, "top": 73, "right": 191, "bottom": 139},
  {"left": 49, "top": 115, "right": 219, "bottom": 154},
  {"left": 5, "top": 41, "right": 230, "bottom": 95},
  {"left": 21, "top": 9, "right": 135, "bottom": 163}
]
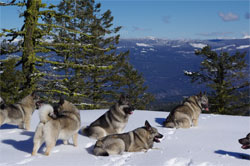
[
  {"left": 32, "top": 99, "right": 81, "bottom": 156},
  {"left": 81, "top": 94, "right": 134, "bottom": 139},
  {"left": 0, "top": 92, "right": 40, "bottom": 130},
  {"left": 93, "top": 120, "right": 163, "bottom": 156},
  {"left": 163, "top": 92, "right": 209, "bottom": 128},
  {"left": 239, "top": 133, "right": 250, "bottom": 149}
]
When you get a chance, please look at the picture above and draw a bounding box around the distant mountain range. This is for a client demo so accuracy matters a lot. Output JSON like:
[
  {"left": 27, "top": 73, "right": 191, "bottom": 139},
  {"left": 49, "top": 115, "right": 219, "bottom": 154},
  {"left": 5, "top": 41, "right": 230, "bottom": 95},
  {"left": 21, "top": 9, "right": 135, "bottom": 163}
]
[
  {"left": 117, "top": 38, "right": 250, "bottom": 102},
  {"left": 1, "top": 37, "right": 249, "bottom": 103}
]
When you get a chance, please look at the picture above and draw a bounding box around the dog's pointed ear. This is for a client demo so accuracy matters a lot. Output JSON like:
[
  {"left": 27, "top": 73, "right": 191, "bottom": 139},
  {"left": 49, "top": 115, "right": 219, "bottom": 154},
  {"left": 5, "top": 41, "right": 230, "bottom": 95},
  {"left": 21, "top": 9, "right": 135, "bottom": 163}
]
[
  {"left": 0, "top": 103, "right": 6, "bottom": 109},
  {"left": 59, "top": 97, "right": 65, "bottom": 105},
  {"left": 119, "top": 93, "right": 126, "bottom": 103},
  {"left": 198, "top": 91, "right": 202, "bottom": 97},
  {"left": 145, "top": 120, "right": 152, "bottom": 130},
  {"left": 31, "top": 91, "right": 36, "bottom": 97}
]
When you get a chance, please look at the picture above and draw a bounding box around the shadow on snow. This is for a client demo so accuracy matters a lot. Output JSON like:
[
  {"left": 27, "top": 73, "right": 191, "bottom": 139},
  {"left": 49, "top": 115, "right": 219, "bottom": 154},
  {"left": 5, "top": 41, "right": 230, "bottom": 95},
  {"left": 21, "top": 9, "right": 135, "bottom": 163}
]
[
  {"left": 1, "top": 130, "right": 65, "bottom": 154},
  {"left": 215, "top": 150, "right": 250, "bottom": 160}
]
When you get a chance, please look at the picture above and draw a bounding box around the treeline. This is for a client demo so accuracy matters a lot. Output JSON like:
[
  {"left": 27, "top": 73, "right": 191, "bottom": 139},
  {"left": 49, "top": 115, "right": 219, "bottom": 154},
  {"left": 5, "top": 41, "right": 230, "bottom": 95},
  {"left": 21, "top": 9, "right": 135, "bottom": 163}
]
[{"left": 0, "top": 0, "right": 154, "bottom": 109}]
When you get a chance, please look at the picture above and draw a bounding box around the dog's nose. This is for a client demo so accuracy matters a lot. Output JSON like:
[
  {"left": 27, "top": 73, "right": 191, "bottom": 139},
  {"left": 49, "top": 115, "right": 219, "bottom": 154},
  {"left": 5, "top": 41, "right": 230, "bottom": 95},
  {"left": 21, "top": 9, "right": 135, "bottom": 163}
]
[{"left": 158, "top": 133, "right": 163, "bottom": 138}]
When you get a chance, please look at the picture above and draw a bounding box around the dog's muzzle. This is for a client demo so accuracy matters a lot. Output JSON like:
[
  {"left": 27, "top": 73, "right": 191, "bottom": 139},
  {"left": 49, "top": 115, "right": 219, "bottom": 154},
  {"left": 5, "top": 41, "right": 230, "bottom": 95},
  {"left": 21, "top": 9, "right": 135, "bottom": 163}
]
[
  {"left": 202, "top": 104, "right": 209, "bottom": 111},
  {"left": 124, "top": 106, "right": 134, "bottom": 115},
  {"left": 154, "top": 133, "right": 163, "bottom": 143},
  {"left": 239, "top": 138, "right": 250, "bottom": 149}
]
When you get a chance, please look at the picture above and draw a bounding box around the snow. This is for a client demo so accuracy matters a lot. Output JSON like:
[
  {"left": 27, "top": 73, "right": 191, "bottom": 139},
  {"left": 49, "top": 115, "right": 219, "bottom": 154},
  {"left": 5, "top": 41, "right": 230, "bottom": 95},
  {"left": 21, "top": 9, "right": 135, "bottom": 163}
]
[
  {"left": 0, "top": 109, "right": 249, "bottom": 166},
  {"left": 213, "top": 44, "right": 236, "bottom": 51},
  {"left": 145, "top": 36, "right": 157, "bottom": 40},
  {"left": 243, "top": 35, "right": 250, "bottom": 39},
  {"left": 184, "top": 70, "right": 193, "bottom": 75},
  {"left": 172, "top": 45, "right": 181, "bottom": 48},
  {"left": 236, "top": 45, "right": 250, "bottom": 49},
  {"left": 136, "top": 43, "right": 152, "bottom": 47},
  {"left": 190, "top": 43, "right": 207, "bottom": 49}
]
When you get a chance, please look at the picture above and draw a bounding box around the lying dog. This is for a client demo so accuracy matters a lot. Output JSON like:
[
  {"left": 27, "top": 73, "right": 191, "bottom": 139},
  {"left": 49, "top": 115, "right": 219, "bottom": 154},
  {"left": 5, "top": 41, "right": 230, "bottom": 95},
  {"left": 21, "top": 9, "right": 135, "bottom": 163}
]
[
  {"left": 93, "top": 120, "right": 163, "bottom": 156},
  {"left": 239, "top": 133, "right": 250, "bottom": 150}
]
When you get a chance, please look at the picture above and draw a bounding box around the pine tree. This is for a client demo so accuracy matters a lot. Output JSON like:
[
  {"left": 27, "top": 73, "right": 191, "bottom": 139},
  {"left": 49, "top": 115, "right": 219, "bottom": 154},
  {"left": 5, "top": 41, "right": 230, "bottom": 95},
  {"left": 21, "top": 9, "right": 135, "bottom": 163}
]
[
  {"left": 115, "top": 62, "right": 155, "bottom": 110},
  {"left": 1, "top": 0, "right": 42, "bottom": 98},
  {"left": 184, "top": 46, "right": 249, "bottom": 115},
  {"left": 47, "top": 0, "right": 154, "bottom": 109},
  {"left": 1, "top": 0, "right": 154, "bottom": 109},
  {"left": 0, "top": 0, "right": 96, "bottom": 103},
  {"left": 0, "top": 58, "right": 25, "bottom": 104}
]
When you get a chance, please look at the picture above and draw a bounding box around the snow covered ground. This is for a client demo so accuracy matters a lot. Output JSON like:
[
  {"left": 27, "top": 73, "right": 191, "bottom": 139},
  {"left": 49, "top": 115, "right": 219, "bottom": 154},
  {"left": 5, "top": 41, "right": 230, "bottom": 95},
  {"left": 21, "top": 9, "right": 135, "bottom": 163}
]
[{"left": 0, "top": 109, "right": 249, "bottom": 166}]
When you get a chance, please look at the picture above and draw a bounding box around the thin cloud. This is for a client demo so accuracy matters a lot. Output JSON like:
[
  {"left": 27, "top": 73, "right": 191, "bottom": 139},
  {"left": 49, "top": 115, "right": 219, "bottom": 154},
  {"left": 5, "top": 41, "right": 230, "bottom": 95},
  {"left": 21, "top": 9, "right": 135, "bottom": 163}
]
[
  {"left": 196, "top": 32, "right": 235, "bottom": 39},
  {"left": 132, "top": 26, "right": 151, "bottom": 32},
  {"left": 196, "top": 32, "right": 234, "bottom": 37},
  {"left": 218, "top": 12, "right": 239, "bottom": 21},
  {"left": 162, "top": 16, "right": 170, "bottom": 24}
]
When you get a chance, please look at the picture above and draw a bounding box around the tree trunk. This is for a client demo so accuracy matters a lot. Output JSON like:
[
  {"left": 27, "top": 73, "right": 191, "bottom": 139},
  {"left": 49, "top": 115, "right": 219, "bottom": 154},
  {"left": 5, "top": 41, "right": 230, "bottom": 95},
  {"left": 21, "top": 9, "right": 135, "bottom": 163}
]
[{"left": 22, "top": 0, "right": 40, "bottom": 94}]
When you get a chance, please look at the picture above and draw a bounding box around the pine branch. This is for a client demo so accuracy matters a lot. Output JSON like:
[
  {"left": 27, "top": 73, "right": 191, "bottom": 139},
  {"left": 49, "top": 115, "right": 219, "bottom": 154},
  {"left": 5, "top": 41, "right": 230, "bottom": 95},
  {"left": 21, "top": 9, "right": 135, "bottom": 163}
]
[
  {"left": 37, "top": 23, "right": 92, "bottom": 38},
  {"left": 0, "top": 0, "right": 16, "bottom": 6},
  {"left": 35, "top": 57, "right": 113, "bottom": 70}
]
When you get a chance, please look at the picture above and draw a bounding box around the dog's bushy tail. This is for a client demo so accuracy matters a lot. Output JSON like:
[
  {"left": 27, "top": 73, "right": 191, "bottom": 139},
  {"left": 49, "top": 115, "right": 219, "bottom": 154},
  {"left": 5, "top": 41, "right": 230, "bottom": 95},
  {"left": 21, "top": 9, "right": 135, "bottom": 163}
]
[
  {"left": 38, "top": 104, "right": 54, "bottom": 123},
  {"left": 163, "top": 119, "right": 176, "bottom": 128},
  {"left": 93, "top": 140, "right": 109, "bottom": 156},
  {"left": 164, "top": 121, "right": 175, "bottom": 128},
  {"left": 80, "top": 126, "right": 89, "bottom": 136}
]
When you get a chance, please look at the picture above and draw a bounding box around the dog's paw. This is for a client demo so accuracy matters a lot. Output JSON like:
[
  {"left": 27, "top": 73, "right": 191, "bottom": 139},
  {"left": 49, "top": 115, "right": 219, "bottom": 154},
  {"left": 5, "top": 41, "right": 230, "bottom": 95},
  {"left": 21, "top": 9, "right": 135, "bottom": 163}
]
[
  {"left": 44, "top": 152, "right": 50, "bottom": 156},
  {"left": 31, "top": 151, "right": 36, "bottom": 156}
]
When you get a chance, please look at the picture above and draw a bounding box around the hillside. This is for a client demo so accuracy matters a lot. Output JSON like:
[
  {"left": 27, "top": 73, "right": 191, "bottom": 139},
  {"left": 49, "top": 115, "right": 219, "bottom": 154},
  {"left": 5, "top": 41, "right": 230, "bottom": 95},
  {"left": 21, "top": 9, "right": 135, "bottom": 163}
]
[
  {"left": 0, "top": 109, "right": 249, "bottom": 166},
  {"left": 1, "top": 38, "right": 249, "bottom": 104},
  {"left": 118, "top": 38, "right": 250, "bottom": 102}
]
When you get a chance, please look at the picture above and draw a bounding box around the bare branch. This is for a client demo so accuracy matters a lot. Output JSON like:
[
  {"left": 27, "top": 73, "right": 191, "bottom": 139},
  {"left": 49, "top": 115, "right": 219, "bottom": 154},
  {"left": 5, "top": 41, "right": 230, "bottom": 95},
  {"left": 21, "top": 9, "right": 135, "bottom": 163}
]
[{"left": 0, "top": 0, "right": 16, "bottom": 6}]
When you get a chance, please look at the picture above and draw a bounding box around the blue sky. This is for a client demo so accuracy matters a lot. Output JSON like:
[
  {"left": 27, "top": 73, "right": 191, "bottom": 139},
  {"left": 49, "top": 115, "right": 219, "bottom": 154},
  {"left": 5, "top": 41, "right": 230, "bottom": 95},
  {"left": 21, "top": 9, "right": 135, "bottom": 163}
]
[{"left": 0, "top": 0, "right": 249, "bottom": 39}]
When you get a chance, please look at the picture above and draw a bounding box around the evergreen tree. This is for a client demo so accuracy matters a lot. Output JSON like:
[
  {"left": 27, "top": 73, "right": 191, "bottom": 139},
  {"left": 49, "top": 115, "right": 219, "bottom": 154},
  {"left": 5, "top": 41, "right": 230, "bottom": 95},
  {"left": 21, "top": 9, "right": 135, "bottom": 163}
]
[
  {"left": 0, "top": 0, "right": 42, "bottom": 98},
  {"left": 0, "top": 58, "right": 25, "bottom": 104},
  {"left": 1, "top": 0, "right": 154, "bottom": 109},
  {"left": 113, "top": 62, "right": 154, "bottom": 110},
  {"left": 0, "top": 0, "right": 96, "bottom": 103},
  {"left": 185, "top": 46, "right": 249, "bottom": 115},
  {"left": 47, "top": 0, "right": 154, "bottom": 109}
]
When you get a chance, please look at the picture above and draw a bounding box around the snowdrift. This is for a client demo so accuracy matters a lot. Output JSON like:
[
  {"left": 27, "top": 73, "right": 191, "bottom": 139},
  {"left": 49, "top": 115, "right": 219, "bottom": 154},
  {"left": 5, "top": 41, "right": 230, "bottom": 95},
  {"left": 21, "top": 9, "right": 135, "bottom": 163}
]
[{"left": 0, "top": 109, "right": 249, "bottom": 166}]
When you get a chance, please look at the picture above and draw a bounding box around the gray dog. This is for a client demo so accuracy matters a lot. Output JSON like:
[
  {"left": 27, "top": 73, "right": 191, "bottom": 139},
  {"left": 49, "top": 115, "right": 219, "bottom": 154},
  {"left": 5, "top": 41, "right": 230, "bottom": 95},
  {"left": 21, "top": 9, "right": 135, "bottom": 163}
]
[
  {"left": 0, "top": 92, "right": 40, "bottom": 130},
  {"left": 93, "top": 120, "right": 163, "bottom": 156},
  {"left": 164, "top": 92, "right": 209, "bottom": 128},
  {"left": 81, "top": 94, "right": 134, "bottom": 139},
  {"left": 32, "top": 99, "right": 81, "bottom": 156}
]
